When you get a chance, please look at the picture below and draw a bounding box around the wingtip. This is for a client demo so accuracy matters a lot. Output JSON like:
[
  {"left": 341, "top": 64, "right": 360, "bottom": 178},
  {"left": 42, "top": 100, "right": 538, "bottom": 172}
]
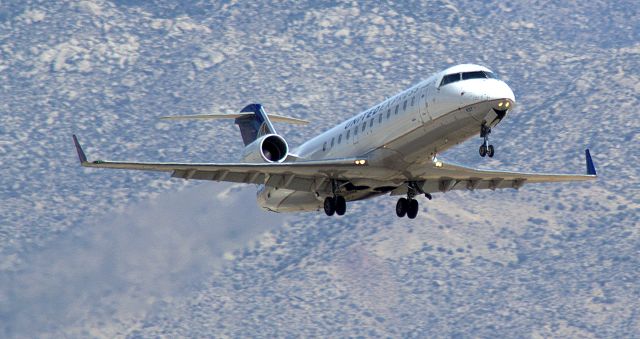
[
  {"left": 73, "top": 134, "right": 88, "bottom": 164},
  {"left": 585, "top": 149, "right": 596, "bottom": 176}
]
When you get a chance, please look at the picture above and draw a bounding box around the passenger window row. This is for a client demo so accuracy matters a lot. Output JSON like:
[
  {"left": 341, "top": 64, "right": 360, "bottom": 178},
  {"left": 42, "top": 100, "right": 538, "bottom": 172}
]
[
  {"left": 322, "top": 91, "right": 418, "bottom": 152},
  {"left": 322, "top": 83, "right": 433, "bottom": 152}
]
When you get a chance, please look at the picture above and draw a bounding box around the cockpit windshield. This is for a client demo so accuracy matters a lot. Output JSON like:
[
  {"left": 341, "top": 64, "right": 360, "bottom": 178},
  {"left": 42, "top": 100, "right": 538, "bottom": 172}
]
[
  {"left": 440, "top": 71, "right": 497, "bottom": 87},
  {"left": 440, "top": 73, "right": 461, "bottom": 86}
]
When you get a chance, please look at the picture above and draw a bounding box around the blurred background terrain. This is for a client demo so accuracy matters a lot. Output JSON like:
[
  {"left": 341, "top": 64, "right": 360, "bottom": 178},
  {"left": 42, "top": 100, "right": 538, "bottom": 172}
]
[{"left": 0, "top": 1, "right": 638, "bottom": 337}]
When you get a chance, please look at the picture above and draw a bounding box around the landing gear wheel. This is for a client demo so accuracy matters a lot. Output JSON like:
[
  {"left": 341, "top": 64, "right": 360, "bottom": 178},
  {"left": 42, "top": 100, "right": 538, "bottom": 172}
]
[
  {"left": 323, "top": 197, "right": 336, "bottom": 216},
  {"left": 396, "top": 198, "right": 408, "bottom": 218},
  {"left": 479, "top": 144, "right": 487, "bottom": 157},
  {"left": 479, "top": 123, "right": 494, "bottom": 158},
  {"left": 407, "top": 199, "right": 419, "bottom": 219},
  {"left": 335, "top": 196, "right": 346, "bottom": 216}
]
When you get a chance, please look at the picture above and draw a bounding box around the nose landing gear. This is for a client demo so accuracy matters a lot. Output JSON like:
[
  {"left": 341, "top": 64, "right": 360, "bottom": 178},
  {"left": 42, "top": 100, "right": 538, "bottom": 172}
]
[{"left": 479, "top": 123, "right": 495, "bottom": 158}]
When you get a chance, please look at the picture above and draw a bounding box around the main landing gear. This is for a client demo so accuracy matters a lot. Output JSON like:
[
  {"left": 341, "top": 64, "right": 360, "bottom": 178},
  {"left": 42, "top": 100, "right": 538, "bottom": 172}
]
[
  {"left": 396, "top": 197, "right": 418, "bottom": 219},
  {"left": 479, "top": 123, "right": 495, "bottom": 158},
  {"left": 395, "top": 182, "right": 432, "bottom": 219},
  {"left": 324, "top": 195, "right": 346, "bottom": 216},
  {"left": 324, "top": 180, "right": 347, "bottom": 216}
]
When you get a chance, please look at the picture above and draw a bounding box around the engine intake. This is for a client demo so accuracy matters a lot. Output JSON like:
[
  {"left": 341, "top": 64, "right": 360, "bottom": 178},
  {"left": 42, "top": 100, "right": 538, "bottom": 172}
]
[{"left": 242, "top": 134, "right": 289, "bottom": 163}]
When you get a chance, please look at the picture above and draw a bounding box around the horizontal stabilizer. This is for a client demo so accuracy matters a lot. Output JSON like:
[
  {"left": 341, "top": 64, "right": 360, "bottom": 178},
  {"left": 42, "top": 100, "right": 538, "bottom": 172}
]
[{"left": 161, "top": 113, "right": 309, "bottom": 125}]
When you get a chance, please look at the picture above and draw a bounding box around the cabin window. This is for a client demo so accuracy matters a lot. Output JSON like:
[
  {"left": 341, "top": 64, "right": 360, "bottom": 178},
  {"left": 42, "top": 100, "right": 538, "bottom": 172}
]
[
  {"left": 403, "top": 100, "right": 407, "bottom": 111},
  {"left": 338, "top": 134, "right": 342, "bottom": 144},
  {"left": 323, "top": 142, "right": 327, "bottom": 151},
  {"left": 331, "top": 137, "right": 335, "bottom": 147},
  {"left": 370, "top": 119, "right": 374, "bottom": 128},
  {"left": 394, "top": 105, "right": 399, "bottom": 115},
  {"left": 411, "top": 96, "right": 415, "bottom": 106},
  {"left": 387, "top": 109, "right": 391, "bottom": 119},
  {"left": 378, "top": 114, "right": 383, "bottom": 123},
  {"left": 354, "top": 126, "right": 358, "bottom": 136},
  {"left": 362, "top": 122, "right": 366, "bottom": 132},
  {"left": 346, "top": 130, "right": 350, "bottom": 139}
]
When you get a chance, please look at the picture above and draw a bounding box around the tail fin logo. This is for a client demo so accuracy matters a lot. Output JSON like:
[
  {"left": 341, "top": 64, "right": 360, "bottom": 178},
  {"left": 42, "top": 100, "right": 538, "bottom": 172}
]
[{"left": 235, "top": 104, "right": 277, "bottom": 146}]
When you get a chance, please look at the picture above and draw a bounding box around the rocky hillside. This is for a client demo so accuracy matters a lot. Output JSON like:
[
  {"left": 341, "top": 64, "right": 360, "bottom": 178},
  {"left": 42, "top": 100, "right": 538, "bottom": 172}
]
[{"left": 0, "top": 1, "right": 638, "bottom": 337}]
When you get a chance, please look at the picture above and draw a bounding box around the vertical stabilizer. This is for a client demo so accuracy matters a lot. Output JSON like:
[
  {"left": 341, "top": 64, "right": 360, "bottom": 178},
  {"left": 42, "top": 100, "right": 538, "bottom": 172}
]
[{"left": 235, "top": 104, "right": 277, "bottom": 146}]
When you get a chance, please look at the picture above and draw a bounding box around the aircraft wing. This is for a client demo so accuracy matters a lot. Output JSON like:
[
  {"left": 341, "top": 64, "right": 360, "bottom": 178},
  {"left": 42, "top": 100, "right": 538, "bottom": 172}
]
[
  {"left": 74, "top": 135, "right": 596, "bottom": 195},
  {"left": 404, "top": 150, "right": 597, "bottom": 194},
  {"left": 73, "top": 135, "right": 392, "bottom": 194}
]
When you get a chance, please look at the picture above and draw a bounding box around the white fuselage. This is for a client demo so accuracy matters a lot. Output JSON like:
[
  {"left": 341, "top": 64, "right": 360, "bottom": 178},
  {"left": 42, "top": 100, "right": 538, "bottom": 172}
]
[{"left": 258, "top": 64, "right": 516, "bottom": 212}]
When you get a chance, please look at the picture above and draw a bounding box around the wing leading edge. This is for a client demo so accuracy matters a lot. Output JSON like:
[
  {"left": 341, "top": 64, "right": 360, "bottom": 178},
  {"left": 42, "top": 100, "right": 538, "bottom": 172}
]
[
  {"left": 73, "top": 135, "right": 596, "bottom": 195},
  {"left": 72, "top": 135, "right": 388, "bottom": 194},
  {"left": 405, "top": 149, "right": 596, "bottom": 194}
]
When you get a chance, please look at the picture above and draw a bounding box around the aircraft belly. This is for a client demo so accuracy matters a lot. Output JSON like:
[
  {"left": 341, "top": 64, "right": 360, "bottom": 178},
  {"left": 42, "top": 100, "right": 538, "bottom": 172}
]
[{"left": 258, "top": 187, "right": 322, "bottom": 212}]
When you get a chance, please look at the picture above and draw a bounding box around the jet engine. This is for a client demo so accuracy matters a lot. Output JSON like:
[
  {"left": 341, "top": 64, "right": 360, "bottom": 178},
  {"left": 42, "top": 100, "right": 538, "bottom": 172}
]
[{"left": 241, "top": 134, "right": 289, "bottom": 163}]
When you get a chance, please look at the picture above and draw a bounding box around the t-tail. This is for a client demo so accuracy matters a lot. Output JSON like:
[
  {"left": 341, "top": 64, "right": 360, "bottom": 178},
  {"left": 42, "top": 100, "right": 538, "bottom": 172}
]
[
  {"left": 235, "top": 104, "right": 277, "bottom": 145},
  {"left": 161, "top": 103, "right": 309, "bottom": 163}
]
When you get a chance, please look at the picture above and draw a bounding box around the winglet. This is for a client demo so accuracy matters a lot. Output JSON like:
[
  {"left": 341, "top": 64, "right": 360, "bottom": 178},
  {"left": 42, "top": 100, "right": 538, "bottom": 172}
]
[
  {"left": 72, "top": 134, "right": 88, "bottom": 164},
  {"left": 585, "top": 149, "right": 596, "bottom": 176}
]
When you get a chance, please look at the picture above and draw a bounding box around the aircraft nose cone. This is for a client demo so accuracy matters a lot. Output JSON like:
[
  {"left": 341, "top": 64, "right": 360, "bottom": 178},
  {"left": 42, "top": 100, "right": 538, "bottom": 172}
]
[
  {"left": 486, "top": 80, "right": 516, "bottom": 106},
  {"left": 457, "top": 79, "right": 516, "bottom": 110}
]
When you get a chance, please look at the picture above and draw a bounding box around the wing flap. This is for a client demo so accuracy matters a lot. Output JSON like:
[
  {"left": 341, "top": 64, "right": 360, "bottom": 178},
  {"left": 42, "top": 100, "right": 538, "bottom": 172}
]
[
  {"left": 74, "top": 135, "right": 596, "bottom": 196},
  {"left": 172, "top": 170, "right": 328, "bottom": 192},
  {"left": 412, "top": 150, "right": 596, "bottom": 193},
  {"left": 74, "top": 135, "right": 374, "bottom": 193}
]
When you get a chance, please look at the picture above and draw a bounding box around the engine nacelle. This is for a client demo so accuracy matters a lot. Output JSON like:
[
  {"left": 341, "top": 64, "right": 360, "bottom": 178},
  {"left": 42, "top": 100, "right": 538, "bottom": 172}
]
[{"left": 242, "top": 134, "right": 289, "bottom": 163}]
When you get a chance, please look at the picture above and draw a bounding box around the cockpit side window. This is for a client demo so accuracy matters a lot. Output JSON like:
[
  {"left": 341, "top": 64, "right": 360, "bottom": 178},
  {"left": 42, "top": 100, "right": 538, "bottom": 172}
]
[
  {"left": 440, "top": 73, "right": 461, "bottom": 87},
  {"left": 484, "top": 71, "right": 497, "bottom": 79}
]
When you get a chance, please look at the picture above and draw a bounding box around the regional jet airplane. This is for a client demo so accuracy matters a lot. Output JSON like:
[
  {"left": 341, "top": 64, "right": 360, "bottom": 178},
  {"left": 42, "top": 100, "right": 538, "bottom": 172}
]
[{"left": 73, "top": 64, "right": 597, "bottom": 218}]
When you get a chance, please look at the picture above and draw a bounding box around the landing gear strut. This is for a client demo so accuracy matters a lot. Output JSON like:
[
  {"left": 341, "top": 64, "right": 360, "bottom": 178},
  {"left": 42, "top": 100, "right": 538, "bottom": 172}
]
[{"left": 479, "top": 123, "right": 495, "bottom": 158}]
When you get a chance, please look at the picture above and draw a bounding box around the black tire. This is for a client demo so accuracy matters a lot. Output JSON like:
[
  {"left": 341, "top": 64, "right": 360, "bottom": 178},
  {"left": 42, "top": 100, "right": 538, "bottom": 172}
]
[
  {"left": 487, "top": 144, "right": 495, "bottom": 158},
  {"left": 407, "top": 199, "right": 419, "bottom": 219},
  {"left": 335, "top": 196, "right": 346, "bottom": 216},
  {"left": 396, "top": 198, "right": 408, "bottom": 218},
  {"left": 324, "top": 197, "right": 336, "bottom": 216},
  {"left": 479, "top": 144, "right": 487, "bottom": 157}
]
